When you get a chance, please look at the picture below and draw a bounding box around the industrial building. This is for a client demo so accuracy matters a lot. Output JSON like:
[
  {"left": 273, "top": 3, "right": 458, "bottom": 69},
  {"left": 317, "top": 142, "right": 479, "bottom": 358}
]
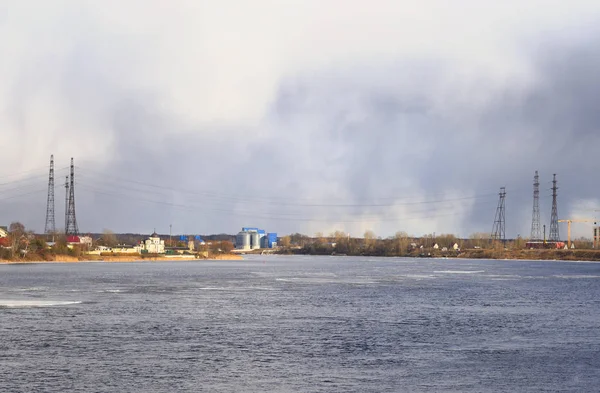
[{"left": 235, "top": 227, "right": 277, "bottom": 250}]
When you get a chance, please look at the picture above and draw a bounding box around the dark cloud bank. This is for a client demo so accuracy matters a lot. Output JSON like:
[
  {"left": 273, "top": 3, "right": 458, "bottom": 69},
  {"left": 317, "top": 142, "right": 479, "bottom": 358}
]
[{"left": 3, "top": 32, "right": 600, "bottom": 238}]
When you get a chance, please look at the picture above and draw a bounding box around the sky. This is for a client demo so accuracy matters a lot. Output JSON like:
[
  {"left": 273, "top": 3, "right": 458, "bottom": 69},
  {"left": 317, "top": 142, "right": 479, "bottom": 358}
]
[{"left": 1, "top": 0, "right": 600, "bottom": 239}]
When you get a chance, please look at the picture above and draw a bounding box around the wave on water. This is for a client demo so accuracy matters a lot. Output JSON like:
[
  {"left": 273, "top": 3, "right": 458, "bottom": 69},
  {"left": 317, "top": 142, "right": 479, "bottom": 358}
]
[
  {"left": 553, "top": 275, "right": 600, "bottom": 279},
  {"left": 276, "top": 277, "right": 378, "bottom": 285},
  {"left": 198, "top": 287, "right": 277, "bottom": 291},
  {"left": 434, "top": 270, "right": 485, "bottom": 274},
  {"left": 0, "top": 300, "right": 82, "bottom": 308}
]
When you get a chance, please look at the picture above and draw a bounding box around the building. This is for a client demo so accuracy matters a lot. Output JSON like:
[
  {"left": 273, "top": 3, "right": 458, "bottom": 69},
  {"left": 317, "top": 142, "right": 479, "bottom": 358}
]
[
  {"left": 526, "top": 241, "right": 566, "bottom": 249},
  {"left": 141, "top": 232, "right": 165, "bottom": 254},
  {"left": 89, "top": 244, "right": 141, "bottom": 255},
  {"left": 66, "top": 235, "right": 93, "bottom": 249},
  {"left": 236, "top": 228, "right": 278, "bottom": 250},
  {"left": 0, "top": 227, "right": 9, "bottom": 248}
]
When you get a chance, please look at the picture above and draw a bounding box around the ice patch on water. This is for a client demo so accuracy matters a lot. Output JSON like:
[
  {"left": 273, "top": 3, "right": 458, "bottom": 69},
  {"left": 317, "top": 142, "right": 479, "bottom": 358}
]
[
  {"left": 276, "top": 277, "right": 377, "bottom": 285},
  {"left": 0, "top": 300, "right": 82, "bottom": 308},
  {"left": 483, "top": 274, "right": 521, "bottom": 280},
  {"left": 434, "top": 270, "right": 485, "bottom": 274},
  {"left": 402, "top": 274, "right": 436, "bottom": 279},
  {"left": 198, "top": 287, "right": 276, "bottom": 291},
  {"left": 553, "top": 275, "right": 600, "bottom": 279}
]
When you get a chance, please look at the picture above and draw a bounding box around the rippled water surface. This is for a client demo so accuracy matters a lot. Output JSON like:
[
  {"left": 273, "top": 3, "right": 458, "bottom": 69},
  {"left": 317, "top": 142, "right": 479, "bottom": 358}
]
[{"left": 1, "top": 256, "right": 599, "bottom": 392}]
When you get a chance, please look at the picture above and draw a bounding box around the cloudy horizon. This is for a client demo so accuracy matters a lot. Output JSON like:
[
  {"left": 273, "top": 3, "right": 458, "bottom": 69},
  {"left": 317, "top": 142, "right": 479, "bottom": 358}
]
[{"left": 1, "top": 1, "right": 599, "bottom": 239}]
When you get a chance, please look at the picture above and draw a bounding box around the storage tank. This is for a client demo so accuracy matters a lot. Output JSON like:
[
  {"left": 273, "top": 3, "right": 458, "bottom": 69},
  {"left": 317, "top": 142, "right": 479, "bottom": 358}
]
[
  {"left": 251, "top": 232, "right": 261, "bottom": 249},
  {"left": 236, "top": 231, "right": 251, "bottom": 250}
]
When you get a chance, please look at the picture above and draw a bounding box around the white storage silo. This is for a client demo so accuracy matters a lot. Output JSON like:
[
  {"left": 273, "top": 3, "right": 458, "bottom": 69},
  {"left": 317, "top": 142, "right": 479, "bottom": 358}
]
[
  {"left": 236, "top": 231, "right": 251, "bottom": 250},
  {"left": 251, "top": 232, "right": 261, "bottom": 249}
]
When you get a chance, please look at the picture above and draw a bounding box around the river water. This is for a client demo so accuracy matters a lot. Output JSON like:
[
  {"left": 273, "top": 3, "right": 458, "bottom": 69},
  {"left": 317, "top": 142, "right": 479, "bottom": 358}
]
[{"left": 1, "top": 256, "right": 599, "bottom": 392}]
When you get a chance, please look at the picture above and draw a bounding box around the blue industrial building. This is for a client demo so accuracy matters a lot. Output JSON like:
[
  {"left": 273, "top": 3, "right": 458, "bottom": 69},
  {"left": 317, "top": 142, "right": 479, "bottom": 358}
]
[{"left": 236, "top": 227, "right": 278, "bottom": 250}]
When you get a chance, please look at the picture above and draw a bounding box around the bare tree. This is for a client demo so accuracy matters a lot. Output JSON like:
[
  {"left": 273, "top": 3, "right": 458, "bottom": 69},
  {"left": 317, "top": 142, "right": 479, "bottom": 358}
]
[
  {"left": 394, "top": 231, "right": 410, "bottom": 254},
  {"left": 364, "top": 230, "right": 376, "bottom": 250},
  {"left": 9, "top": 222, "right": 25, "bottom": 258},
  {"left": 101, "top": 229, "right": 118, "bottom": 248},
  {"left": 468, "top": 232, "right": 489, "bottom": 249},
  {"left": 280, "top": 236, "right": 291, "bottom": 248}
]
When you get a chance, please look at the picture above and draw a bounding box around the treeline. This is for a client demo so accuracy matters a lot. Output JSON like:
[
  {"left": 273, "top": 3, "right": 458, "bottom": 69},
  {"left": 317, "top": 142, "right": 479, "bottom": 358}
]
[
  {"left": 91, "top": 232, "right": 234, "bottom": 248},
  {"left": 277, "top": 230, "right": 595, "bottom": 257},
  {"left": 0, "top": 222, "right": 85, "bottom": 261},
  {"left": 0, "top": 223, "right": 236, "bottom": 262}
]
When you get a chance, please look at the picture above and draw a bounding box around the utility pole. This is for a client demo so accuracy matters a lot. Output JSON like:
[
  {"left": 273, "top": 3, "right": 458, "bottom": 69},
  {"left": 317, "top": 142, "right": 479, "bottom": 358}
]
[
  {"left": 543, "top": 225, "right": 546, "bottom": 244},
  {"left": 530, "top": 171, "right": 541, "bottom": 241},
  {"left": 549, "top": 174, "right": 560, "bottom": 242},
  {"left": 491, "top": 187, "right": 506, "bottom": 243},
  {"left": 170, "top": 224, "right": 172, "bottom": 247},
  {"left": 44, "top": 155, "right": 56, "bottom": 240}
]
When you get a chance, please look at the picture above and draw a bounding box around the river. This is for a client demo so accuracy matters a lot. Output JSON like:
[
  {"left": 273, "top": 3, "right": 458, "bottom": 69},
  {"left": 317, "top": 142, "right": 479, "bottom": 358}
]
[{"left": 1, "top": 256, "right": 599, "bottom": 392}]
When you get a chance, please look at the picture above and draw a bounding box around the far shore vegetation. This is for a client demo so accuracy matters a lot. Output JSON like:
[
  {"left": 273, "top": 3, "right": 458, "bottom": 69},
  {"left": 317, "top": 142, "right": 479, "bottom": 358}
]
[
  {"left": 0, "top": 222, "right": 235, "bottom": 262},
  {"left": 2, "top": 223, "right": 599, "bottom": 262},
  {"left": 274, "top": 231, "right": 600, "bottom": 261}
]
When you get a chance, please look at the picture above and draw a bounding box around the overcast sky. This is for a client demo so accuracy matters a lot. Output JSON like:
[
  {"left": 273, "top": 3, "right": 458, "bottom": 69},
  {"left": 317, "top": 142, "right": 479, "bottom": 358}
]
[{"left": 1, "top": 1, "right": 599, "bottom": 238}]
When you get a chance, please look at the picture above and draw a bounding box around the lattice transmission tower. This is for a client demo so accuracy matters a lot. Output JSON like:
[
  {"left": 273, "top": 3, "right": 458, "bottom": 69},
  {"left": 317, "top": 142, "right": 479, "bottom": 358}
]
[
  {"left": 549, "top": 174, "right": 560, "bottom": 241},
  {"left": 530, "top": 171, "right": 541, "bottom": 241},
  {"left": 64, "top": 175, "right": 69, "bottom": 232},
  {"left": 491, "top": 187, "right": 506, "bottom": 243},
  {"left": 65, "top": 158, "right": 79, "bottom": 236},
  {"left": 44, "top": 155, "right": 56, "bottom": 236}
]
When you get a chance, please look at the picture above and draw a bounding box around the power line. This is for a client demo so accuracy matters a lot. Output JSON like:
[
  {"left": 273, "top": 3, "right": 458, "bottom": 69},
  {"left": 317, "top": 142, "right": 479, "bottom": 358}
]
[
  {"left": 0, "top": 188, "right": 48, "bottom": 202},
  {"left": 75, "top": 165, "right": 525, "bottom": 206},
  {"left": 76, "top": 182, "right": 500, "bottom": 223},
  {"left": 76, "top": 180, "right": 503, "bottom": 214},
  {"left": 0, "top": 166, "right": 55, "bottom": 180}
]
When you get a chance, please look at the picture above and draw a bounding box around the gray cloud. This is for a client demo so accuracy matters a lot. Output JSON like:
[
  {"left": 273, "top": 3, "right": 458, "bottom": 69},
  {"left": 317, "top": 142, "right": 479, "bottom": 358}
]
[{"left": 1, "top": 2, "right": 599, "bottom": 239}]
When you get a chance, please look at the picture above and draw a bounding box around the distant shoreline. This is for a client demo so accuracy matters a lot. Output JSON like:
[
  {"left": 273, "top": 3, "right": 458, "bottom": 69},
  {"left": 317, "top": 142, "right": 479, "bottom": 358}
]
[
  {"left": 277, "top": 248, "right": 600, "bottom": 262},
  {"left": 3, "top": 250, "right": 600, "bottom": 264},
  {"left": 0, "top": 253, "right": 243, "bottom": 264}
]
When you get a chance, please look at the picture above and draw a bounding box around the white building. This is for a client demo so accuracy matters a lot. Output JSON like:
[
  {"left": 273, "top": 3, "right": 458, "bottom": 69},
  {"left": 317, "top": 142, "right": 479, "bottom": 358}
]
[
  {"left": 142, "top": 232, "right": 165, "bottom": 254},
  {"left": 89, "top": 245, "right": 141, "bottom": 255},
  {"left": 79, "top": 236, "right": 93, "bottom": 247},
  {"left": 0, "top": 226, "right": 7, "bottom": 238}
]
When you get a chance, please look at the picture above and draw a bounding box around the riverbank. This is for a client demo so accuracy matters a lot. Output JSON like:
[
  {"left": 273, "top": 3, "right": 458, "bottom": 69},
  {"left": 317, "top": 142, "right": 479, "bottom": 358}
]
[
  {"left": 458, "top": 248, "right": 600, "bottom": 261},
  {"left": 278, "top": 247, "right": 600, "bottom": 262},
  {"left": 4, "top": 249, "right": 600, "bottom": 263},
  {"left": 0, "top": 253, "right": 243, "bottom": 264}
]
